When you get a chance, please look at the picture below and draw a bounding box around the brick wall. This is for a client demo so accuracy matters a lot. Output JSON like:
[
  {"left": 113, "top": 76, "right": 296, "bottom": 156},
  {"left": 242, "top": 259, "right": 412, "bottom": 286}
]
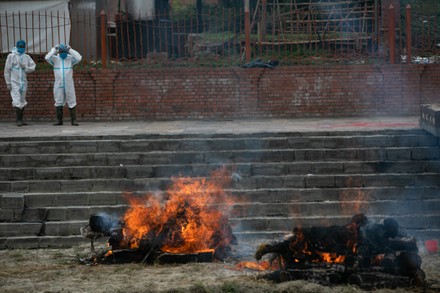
[{"left": 1, "top": 64, "right": 439, "bottom": 121}]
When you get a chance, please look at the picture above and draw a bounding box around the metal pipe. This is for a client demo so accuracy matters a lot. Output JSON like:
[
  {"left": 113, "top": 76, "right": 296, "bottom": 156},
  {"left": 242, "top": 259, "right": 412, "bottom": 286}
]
[
  {"left": 388, "top": 4, "right": 395, "bottom": 64},
  {"left": 244, "top": 0, "right": 251, "bottom": 62},
  {"left": 406, "top": 4, "right": 412, "bottom": 64},
  {"left": 100, "top": 10, "right": 107, "bottom": 69}
]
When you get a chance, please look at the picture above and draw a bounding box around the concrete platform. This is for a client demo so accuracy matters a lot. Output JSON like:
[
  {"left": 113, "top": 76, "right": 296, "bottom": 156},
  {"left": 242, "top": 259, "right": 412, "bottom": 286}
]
[{"left": 0, "top": 116, "right": 421, "bottom": 138}]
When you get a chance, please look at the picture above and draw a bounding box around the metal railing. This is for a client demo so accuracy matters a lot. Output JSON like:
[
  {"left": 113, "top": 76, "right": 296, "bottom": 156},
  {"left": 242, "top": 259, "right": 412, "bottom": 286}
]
[{"left": 1, "top": 4, "right": 439, "bottom": 68}]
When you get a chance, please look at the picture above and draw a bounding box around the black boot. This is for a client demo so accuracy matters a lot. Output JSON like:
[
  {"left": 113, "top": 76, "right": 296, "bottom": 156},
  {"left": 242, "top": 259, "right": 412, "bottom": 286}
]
[
  {"left": 20, "top": 107, "right": 28, "bottom": 126},
  {"left": 14, "top": 107, "right": 22, "bottom": 127},
  {"left": 69, "top": 106, "right": 79, "bottom": 126},
  {"left": 53, "top": 106, "right": 63, "bottom": 126}
]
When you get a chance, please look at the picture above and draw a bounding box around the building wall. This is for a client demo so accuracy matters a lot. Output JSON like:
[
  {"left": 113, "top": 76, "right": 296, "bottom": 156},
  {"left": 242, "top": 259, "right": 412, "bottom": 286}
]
[{"left": 0, "top": 65, "right": 438, "bottom": 121}]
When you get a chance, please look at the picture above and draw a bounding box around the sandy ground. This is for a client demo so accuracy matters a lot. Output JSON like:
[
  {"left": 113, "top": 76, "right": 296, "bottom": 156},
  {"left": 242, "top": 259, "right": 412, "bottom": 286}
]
[{"left": 0, "top": 239, "right": 439, "bottom": 293}]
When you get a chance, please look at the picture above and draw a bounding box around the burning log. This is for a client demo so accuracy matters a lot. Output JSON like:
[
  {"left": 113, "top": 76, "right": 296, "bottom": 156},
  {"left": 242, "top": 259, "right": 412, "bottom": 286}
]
[
  {"left": 255, "top": 213, "right": 426, "bottom": 289},
  {"left": 255, "top": 213, "right": 367, "bottom": 266},
  {"left": 155, "top": 251, "right": 214, "bottom": 264}
]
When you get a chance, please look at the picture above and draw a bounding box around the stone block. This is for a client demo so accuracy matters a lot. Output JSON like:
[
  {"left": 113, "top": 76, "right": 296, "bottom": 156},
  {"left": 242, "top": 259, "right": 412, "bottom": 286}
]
[
  {"left": 0, "top": 222, "right": 42, "bottom": 237},
  {"left": 88, "top": 192, "right": 119, "bottom": 205},
  {"left": 39, "top": 235, "right": 84, "bottom": 248},
  {"left": 314, "top": 162, "right": 343, "bottom": 174},
  {"left": 45, "top": 220, "right": 87, "bottom": 236},
  {"left": 0, "top": 209, "right": 14, "bottom": 221},
  {"left": 305, "top": 175, "right": 335, "bottom": 188},
  {"left": 125, "top": 166, "right": 154, "bottom": 178},
  {"left": 412, "top": 147, "right": 439, "bottom": 160},
  {"left": 420, "top": 104, "right": 440, "bottom": 136},
  {"left": 29, "top": 181, "right": 60, "bottom": 193},
  {"left": 251, "top": 164, "right": 284, "bottom": 176},
  {"left": 386, "top": 148, "right": 411, "bottom": 160},
  {"left": 24, "top": 195, "right": 54, "bottom": 210},
  {"left": 22, "top": 208, "right": 48, "bottom": 222},
  {"left": 5, "top": 236, "right": 40, "bottom": 249},
  {"left": 1, "top": 193, "right": 24, "bottom": 209},
  {"left": 35, "top": 168, "right": 66, "bottom": 180},
  {"left": 69, "top": 141, "right": 98, "bottom": 153}
]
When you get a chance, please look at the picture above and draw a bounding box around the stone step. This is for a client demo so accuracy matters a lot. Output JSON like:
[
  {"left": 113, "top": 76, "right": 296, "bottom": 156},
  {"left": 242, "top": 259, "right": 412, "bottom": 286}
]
[
  {"left": 1, "top": 213, "right": 438, "bottom": 244},
  {"left": 0, "top": 129, "right": 439, "bottom": 249},
  {"left": 0, "top": 235, "right": 85, "bottom": 249},
  {"left": 2, "top": 173, "right": 440, "bottom": 193},
  {"left": 2, "top": 160, "right": 440, "bottom": 181},
  {"left": 234, "top": 229, "right": 440, "bottom": 244},
  {"left": 0, "top": 132, "right": 436, "bottom": 154},
  {"left": 17, "top": 199, "right": 440, "bottom": 222},
  {"left": 18, "top": 186, "right": 440, "bottom": 208},
  {"left": 0, "top": 220, "right": 88, "bottom": 238},
  {"left": 1, "top": 146, "right": 439, "bottom": 168},
  {"left": 2, "top": 228, "right": 439, "bottom": 250},
  {"left": 231, "top": 214, "right": 440, "bottom": 232}
]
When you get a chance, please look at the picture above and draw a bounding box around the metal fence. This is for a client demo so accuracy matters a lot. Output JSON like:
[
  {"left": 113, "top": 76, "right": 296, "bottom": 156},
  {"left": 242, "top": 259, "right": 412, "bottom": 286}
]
[{"left": 1, "top": 3, "right": 439, "bottom": 68}]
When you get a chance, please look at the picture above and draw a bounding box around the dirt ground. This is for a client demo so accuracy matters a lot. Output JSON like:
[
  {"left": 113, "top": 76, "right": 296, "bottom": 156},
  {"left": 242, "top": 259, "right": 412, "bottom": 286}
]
[{"left": 1, "top": 239, "right": 439, "bottom": 293}]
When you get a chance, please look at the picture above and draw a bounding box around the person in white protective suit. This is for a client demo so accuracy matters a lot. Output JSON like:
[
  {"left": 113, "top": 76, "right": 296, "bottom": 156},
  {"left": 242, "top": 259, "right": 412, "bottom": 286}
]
[
  {"left": 4, "top": 40, "right": 36, "bottom": 126},
  {"left": 45, "top": 44, "right": 82, "bottom": 126}
]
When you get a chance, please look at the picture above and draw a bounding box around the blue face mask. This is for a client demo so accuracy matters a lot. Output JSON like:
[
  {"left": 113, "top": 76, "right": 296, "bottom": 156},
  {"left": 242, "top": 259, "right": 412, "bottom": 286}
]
[
  {"left": 60, "top": 52, "right": 68, "bottom": 59},
  {"left": 16, "top": 40, "right": 26, "bottom": 54}
]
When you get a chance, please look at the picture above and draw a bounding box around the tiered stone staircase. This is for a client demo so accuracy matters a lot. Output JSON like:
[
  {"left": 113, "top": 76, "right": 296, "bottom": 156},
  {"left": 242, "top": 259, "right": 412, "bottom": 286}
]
[{"left": 1, "top": 129, "right": 439, "bottom": 249}]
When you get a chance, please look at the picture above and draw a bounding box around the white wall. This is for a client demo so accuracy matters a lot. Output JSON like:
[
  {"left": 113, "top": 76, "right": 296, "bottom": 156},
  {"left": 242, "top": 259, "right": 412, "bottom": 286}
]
[{"left": 0, "top": 0, "right": 70, "bottom": 54}]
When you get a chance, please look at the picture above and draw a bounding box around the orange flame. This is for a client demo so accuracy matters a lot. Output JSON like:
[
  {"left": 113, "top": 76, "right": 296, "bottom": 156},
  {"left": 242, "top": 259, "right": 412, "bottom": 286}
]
[
  {"left": 317, "top": 252, "right": 345, "bottom": 263},
  {"left": 118, "top": 168, "right": 235, "bottom": 254},
  {"left": 234, "top": 260, "right": 279, "bottom": 271}
]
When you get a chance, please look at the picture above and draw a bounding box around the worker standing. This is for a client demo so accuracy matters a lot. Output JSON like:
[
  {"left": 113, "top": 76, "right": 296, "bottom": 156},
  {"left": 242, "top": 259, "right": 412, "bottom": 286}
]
[
  {"left": 4, "top": 40, "right": 36, "bottom": 126},
  {"left": 45, "top": 44, "right": 82, "bottom": 126}
]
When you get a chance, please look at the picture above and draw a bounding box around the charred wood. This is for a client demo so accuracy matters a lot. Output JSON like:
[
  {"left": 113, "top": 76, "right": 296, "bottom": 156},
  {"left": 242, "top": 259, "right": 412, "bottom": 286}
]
[{"left": 155, "top": 252, "right": 213, "bottom": 264}]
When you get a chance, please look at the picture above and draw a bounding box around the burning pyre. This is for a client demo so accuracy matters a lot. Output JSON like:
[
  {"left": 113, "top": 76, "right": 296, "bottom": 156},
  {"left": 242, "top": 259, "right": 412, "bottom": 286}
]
[
  {"left": 255, "top": 213, "right": 426, "bottom": 289},
  {"left": 80, "top": 169, "right": 237, "bottom": 264}
]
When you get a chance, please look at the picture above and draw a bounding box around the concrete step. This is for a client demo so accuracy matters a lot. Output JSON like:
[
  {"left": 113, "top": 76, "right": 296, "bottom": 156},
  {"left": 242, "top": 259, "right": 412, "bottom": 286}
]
[
  {"left": 2, "top": 212, "right": 439, "bottom": 237},
  {"left": 2, "top": 160, "right": 440, "bottom": 181},
  {"left": 2, "top": 173, "right": 440, "bottom": 193},
  {"left": 1, "top": 146, "right": 439, "bottom": 168},
  {"left": 19, "top": 186, "right": 440, "bottom": 208},
  {"left": 0, "top": 132, "right": 436, "bottom": 154},
  {"left": 231, "top": 214, "right": 440, "bottom": 233},
  {"left": 0, "top": 235, "right": 85, "bottom": 249},
  {"left": 0, "top": 220, "right": 87, "bottom": 238},
  {"left": 0, "top": 129, "right": 439, "bottom": 249},
  {"left": 2, "top": 228, "right": 439, "bottom": 250},
  {"left": 17, "top": 199, "right": 440, "bottom": 222}
]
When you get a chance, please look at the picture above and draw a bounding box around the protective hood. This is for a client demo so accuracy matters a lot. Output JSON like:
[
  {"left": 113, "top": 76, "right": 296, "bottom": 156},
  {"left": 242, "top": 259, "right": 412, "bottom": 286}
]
[
  {"left": 16, "top": 40, "right": 26, "bottom": 54},
  {"left": 59, "top": 44, "right": 69, "bottom": 59}
]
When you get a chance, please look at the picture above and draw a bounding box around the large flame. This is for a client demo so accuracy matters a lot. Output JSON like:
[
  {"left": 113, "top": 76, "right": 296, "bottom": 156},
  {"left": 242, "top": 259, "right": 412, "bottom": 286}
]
[{"left": 118, "top": 168, "right": 235, "bottom": 254}]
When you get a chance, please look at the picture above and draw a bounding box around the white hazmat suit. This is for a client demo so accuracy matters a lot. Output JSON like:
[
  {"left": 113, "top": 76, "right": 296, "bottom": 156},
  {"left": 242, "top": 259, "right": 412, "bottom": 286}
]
[
  {"left": 45, "top": 46, "right": 82, "bottom": 108},
  {"left": 45, "top": 45, "right": 82, "bottom": 126},
  {"left": 4, "top": 47, "right": 36, "bottom": 109}
]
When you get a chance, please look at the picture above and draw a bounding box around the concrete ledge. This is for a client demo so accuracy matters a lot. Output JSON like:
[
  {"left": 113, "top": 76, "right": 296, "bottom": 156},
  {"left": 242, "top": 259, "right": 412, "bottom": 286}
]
[
  {"left": 0, "top": 235, "right": 85, "bottom": 249},
  {"left": 420, "top": 104, "right": 440, "bottom": 136}
]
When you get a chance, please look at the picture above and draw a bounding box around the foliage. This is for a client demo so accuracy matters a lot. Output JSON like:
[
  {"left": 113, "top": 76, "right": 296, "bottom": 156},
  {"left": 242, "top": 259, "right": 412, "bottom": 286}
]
[{"left": 400, "top": 0, "right": 440, "bottom": 53}]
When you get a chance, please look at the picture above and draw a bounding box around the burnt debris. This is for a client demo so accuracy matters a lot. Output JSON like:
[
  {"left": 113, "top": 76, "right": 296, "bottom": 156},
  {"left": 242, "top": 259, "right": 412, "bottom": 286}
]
[{"left": 255, "top": 213, "right": 425, "bottom": 289}]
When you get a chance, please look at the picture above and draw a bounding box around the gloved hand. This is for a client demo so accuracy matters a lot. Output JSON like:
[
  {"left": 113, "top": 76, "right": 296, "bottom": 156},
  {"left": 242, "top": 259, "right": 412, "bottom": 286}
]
[
  {"left": 66, "top": 45, "right": 71, "bottom": 51},
  {"left": 55, "top": 44, "right": 60, "bottom": 51},
  {"left": 6, "top": 84, "right": 11, "bottom": 91},
  {"left": 19, "top": 61, "right": 26, "bottom": 69}
]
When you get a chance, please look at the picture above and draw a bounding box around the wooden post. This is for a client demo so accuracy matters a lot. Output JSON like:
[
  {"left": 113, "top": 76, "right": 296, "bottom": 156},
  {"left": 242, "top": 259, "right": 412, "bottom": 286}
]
[
  {"left": 388, "top": 4, "right": 395, "bottom": 64},
  {"left": 100, "top": 10, "right": 107, "bottom": 69},
  {"left": 244, "top": 0, "right": 251, "bottom": 62},
  {"left": 406, "top": 4, "right": 412, "bottom": 64}
]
